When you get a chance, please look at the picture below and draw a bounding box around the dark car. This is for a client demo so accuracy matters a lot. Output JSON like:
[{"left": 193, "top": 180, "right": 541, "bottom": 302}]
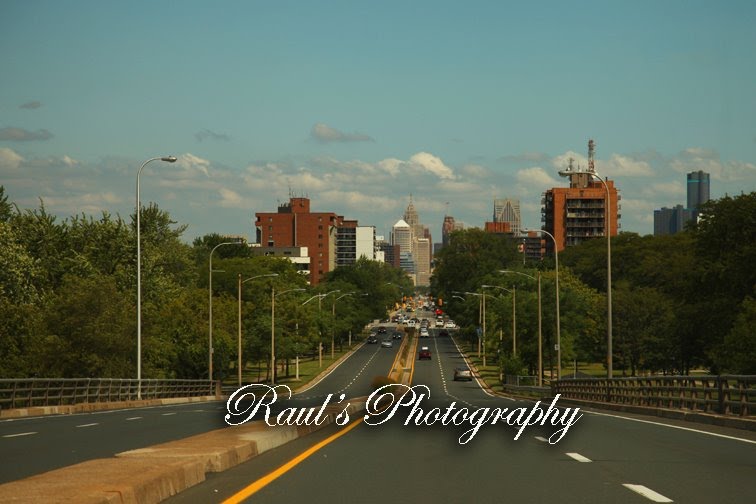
[
  {"left": 454, "top": 367, "right": 473, "bottom": 381},
  {"left": 367, "top": 335, "right": 378, "bottom": 344},
  {"left": 438, "top": 329, "right": 449, "bottom": 337},
  {"left": 392, "top": 331, "right": 403, "bottom": 340},
  {"left": 418, "top": 346, "right": 431, "bottom": 360},
  {"left": 377, "top": 326, "right": 387, "bottom": 334}
]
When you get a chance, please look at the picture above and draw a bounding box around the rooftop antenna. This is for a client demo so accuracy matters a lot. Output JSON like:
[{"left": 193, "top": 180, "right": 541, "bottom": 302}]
[{"left": 588, "top": 139, "right": 596, "bottom": 173}]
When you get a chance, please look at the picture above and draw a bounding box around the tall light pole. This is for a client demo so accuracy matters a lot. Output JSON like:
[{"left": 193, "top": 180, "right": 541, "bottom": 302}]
[
  {"left": 208, "top": 241, "right": 243, "bottom": 381},
  {"left": 271, "top": 287, "right": 306, "bottom": 384},
  {"left": 332, "top": 292, "right": 357, "bottom": 359},
  {"left": 558, "top": 163, "right": 613, "bottom": 379},
  {"left": 136, "top": 155, "right": 176, "bottom": 400},
  {"left": 317, "top": 290, "right": 340, "bottom": 364},
  {"left": 523, "top": 228, "right": 562, "bottom": 380},
  {"left": 480, "top": 285, "right": 516, "bottom": 356},
  {"left": 500, "top": 270, "right": 542, "bottom": 386},
  {"left": 237, "top": 273, "right": 278, "bottom": 387}
]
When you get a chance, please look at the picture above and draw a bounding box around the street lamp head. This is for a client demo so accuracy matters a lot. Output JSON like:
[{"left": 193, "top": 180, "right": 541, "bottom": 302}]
[{"left": 161, "top": 156, "right": 178, "bottom": 163}]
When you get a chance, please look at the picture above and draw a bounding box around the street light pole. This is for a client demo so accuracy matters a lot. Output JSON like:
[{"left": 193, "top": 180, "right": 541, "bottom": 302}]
[
  {"left": 558, "top": 163, "right": 612, "bottom": 379},
  {"left": 237, "top": 273, "right": 278, "bottom": 387},
  {"left": 271, "top": 287, "right": 305, "bottom": 384},
  {"left": 481, "top": 285, "right": 516, "bottom": 356},
  {"left": 500, "top": 270, "right": 542, "bottom": 386},
  {"left": 208, "top": 241, "right": 243, "bottom": 382},
  {"left": 136, "top": 155, "right": 176, "bottom": 400},
  {"left": 523, "top": 228, "right": 562, "bottom": 380}
]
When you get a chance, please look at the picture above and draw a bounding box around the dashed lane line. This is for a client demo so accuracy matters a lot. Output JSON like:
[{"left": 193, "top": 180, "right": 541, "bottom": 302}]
[
  {"left": 125, "top": 417, "right": 142, "bottom": 421},
  {"left": 534, "top": 436, "right": 548, "bottom": 442},
  {"left": 75, "top": 423, "right": 98, "bottom": 428},
  {"left": 565, "top": 452, "right": 592, "bottom": 463},
  {"left": 2, "top": 432, "right": 37, "bottom": 438},
  {"left": 622, "top": 484, "right": 674, "bottom": 502}
]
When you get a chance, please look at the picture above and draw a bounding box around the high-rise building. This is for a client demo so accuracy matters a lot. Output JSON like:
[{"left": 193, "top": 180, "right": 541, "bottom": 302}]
[
  {"left": 441, "top": 215, "right": 456, "bottom": 246},
  {"left": 336, "top": 221, "right": 377, "bottom": 266},
  {"left": 493, "top": 198, "right": 521, "bottom": 235},
  {"left": 391, "top": 218, "right": 412, "bottom": 256},
  {"left": 542, "top": 140, "right": 620, "bottom": 254},
  {"left": 414, "top": 237, "right": 431, "bottom": 286},
  {"left": 254, "top": 196, "right": 340, "bottom": 285},
  {"left": 687, "top": 170, "right": 710, "bottom": 211},
  {"left": 654, "top": 205, "right": 696, "bottom": 236},
  {"left": 653, "top": 171, "right": 709, "bottom": 236}
]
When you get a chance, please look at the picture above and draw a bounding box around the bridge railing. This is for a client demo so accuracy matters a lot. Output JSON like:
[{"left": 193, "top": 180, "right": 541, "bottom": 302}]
[
  {"left": 0, "top": 378, "right": 216, "bottom": 411},
  {"left": 553, "top": 375, "right": 755, "bottom": 417}
]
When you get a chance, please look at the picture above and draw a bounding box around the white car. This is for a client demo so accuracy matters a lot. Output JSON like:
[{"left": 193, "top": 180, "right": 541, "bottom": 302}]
[{"left": 445, "top": 320, "right": 456, "bottom": 329}]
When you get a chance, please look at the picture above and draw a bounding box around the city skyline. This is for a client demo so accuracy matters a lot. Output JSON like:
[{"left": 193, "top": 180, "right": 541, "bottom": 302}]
[{"left": 2, "top": 1, "right": 755, "bottom": 243}]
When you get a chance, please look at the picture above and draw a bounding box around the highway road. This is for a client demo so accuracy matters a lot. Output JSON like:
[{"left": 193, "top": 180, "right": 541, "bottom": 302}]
[
  {"left": 0, "top": 326, "right": 400, "bottom": 485},
  {"left": 2, "top": 314, "right": 754, "bottom": 503},
  {"left": 168, "top": 321, "right": 756, "bottom": 504}
]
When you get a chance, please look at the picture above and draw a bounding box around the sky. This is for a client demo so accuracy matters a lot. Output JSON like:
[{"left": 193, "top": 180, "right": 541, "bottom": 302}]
[{"left": 2, "top": 1, "right": 755, "bottom": 243}]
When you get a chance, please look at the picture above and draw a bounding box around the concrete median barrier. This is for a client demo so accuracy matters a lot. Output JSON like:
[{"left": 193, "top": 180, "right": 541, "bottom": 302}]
[{"left": 0, "top": 399, "right": 367, "bottom": 503}]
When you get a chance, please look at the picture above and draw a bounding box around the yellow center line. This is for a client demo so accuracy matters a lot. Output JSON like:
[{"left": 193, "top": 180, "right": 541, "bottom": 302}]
[
  {"left": 224, "top": 330, "right": 408, "bottom": 503},
  {"left": 222, "top": 417, "right": 363, "bottom": 503}
]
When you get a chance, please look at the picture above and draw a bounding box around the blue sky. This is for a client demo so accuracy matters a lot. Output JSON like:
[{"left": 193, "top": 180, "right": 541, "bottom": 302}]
[{"left": 2, "top": 1, "right": 755, "bottom": 242}]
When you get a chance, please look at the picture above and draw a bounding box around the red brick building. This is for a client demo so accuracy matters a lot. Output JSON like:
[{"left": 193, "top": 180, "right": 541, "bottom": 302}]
[{"left": 254, "top": 197, "right": 342, "bottom": 285}]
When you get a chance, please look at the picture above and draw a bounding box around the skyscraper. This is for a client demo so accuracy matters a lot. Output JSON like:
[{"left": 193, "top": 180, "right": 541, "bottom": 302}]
[
  {"left": 687, "top": 170, "right": 710, "bottom": 212},
  {"left": 493, "top": 198, "right": 521, "bottom": 235}
]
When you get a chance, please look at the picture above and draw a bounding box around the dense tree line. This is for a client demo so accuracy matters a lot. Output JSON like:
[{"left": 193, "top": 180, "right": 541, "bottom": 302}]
[
  {"left": 431, "top": 192, "right": 756, "bottom": 376},
  {"left": 0, "top": 187, "right": 406, "bottom": 381}
]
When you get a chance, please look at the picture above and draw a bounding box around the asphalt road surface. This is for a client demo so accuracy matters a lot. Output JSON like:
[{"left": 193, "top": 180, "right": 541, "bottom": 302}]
[{"left": 167, "top": 331, "right": 756, "bottom": 504}]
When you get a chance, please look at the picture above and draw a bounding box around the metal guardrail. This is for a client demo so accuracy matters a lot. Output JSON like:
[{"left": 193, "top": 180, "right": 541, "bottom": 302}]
[
  {"left": 0, "top": 378, "right": 216, "bottom": 411},
  {"left": 553, "top": 375, "right": 755, "bottom": 417}
]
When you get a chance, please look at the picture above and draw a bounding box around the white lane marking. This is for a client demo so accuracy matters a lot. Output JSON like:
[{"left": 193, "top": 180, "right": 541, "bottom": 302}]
[
  {"left": 586, "top": 410, "right": 756, "bottom": 445},
  {"left": 294, "top": 341, "right": 369, "bottom": 395},
  {"left": 2, "top": 432, "right": 37, "bottom": 438},
  {"left": 566, "top": 452, "right": 592, "bottom": 463},
  {"left": 294, "top": 342, "right": 376, "bottom": 400},
  {"left": 125, "top": 417, "right": 142, "bottom": 421},
  {"left": 535, "top": 436, "right": 548, "bottom": 442},
  {"left": 161, "top": 412, "right": 176, "bottom": 416},
  {"left": 76, "top": 423, "right": 98, "bottom": 428},
  {"left": 622, "top": 484, "right": 673, "bottom": 502},
  {"left": 449, "top": 335, "right": 515, "bottom": 401}
]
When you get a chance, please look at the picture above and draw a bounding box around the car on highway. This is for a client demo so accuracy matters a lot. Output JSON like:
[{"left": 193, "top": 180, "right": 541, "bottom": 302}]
[
  {"left": 418, "top": 346, "right": 431, "bottom": 360},
  {"left": 419, "top": 328, "right": 430, "bottom": 338},
  {"left": 381, "top": 339, "right": 393, "bottom": 348},
  {"left": 367, "top": 335, "right": 378, "bottom": 344},
  {"left": 445, "top": 320, "right": 456, "bottom": 329},
  {"left": 454, "top": 367, "right": 473, "bottom": 381},
  {"left": 392, "top": 331, "right": 403, "bottom": 340}
]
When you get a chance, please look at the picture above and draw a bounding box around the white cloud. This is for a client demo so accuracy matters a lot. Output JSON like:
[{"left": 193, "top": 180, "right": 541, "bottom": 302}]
[
  {"left": 0, "top": 148, "right": 24, "bottom": 170},
  {"left": 217, "top": 187, "right": 246, "bottom": 208},
  {"left": 409, "top": 152, "right": 455, "bottom": 179},
  {"left": 600, "top": 154, "right": 653, "bottom": 177},
  {"left": 460, "top": 164, "right": 488, "bottom": 178},
  {"left": 174, "top": 153, "right": 211, "bottom": 177},
  {"left": 516, "top": 166, "right": 558, "bottom": 187}
]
